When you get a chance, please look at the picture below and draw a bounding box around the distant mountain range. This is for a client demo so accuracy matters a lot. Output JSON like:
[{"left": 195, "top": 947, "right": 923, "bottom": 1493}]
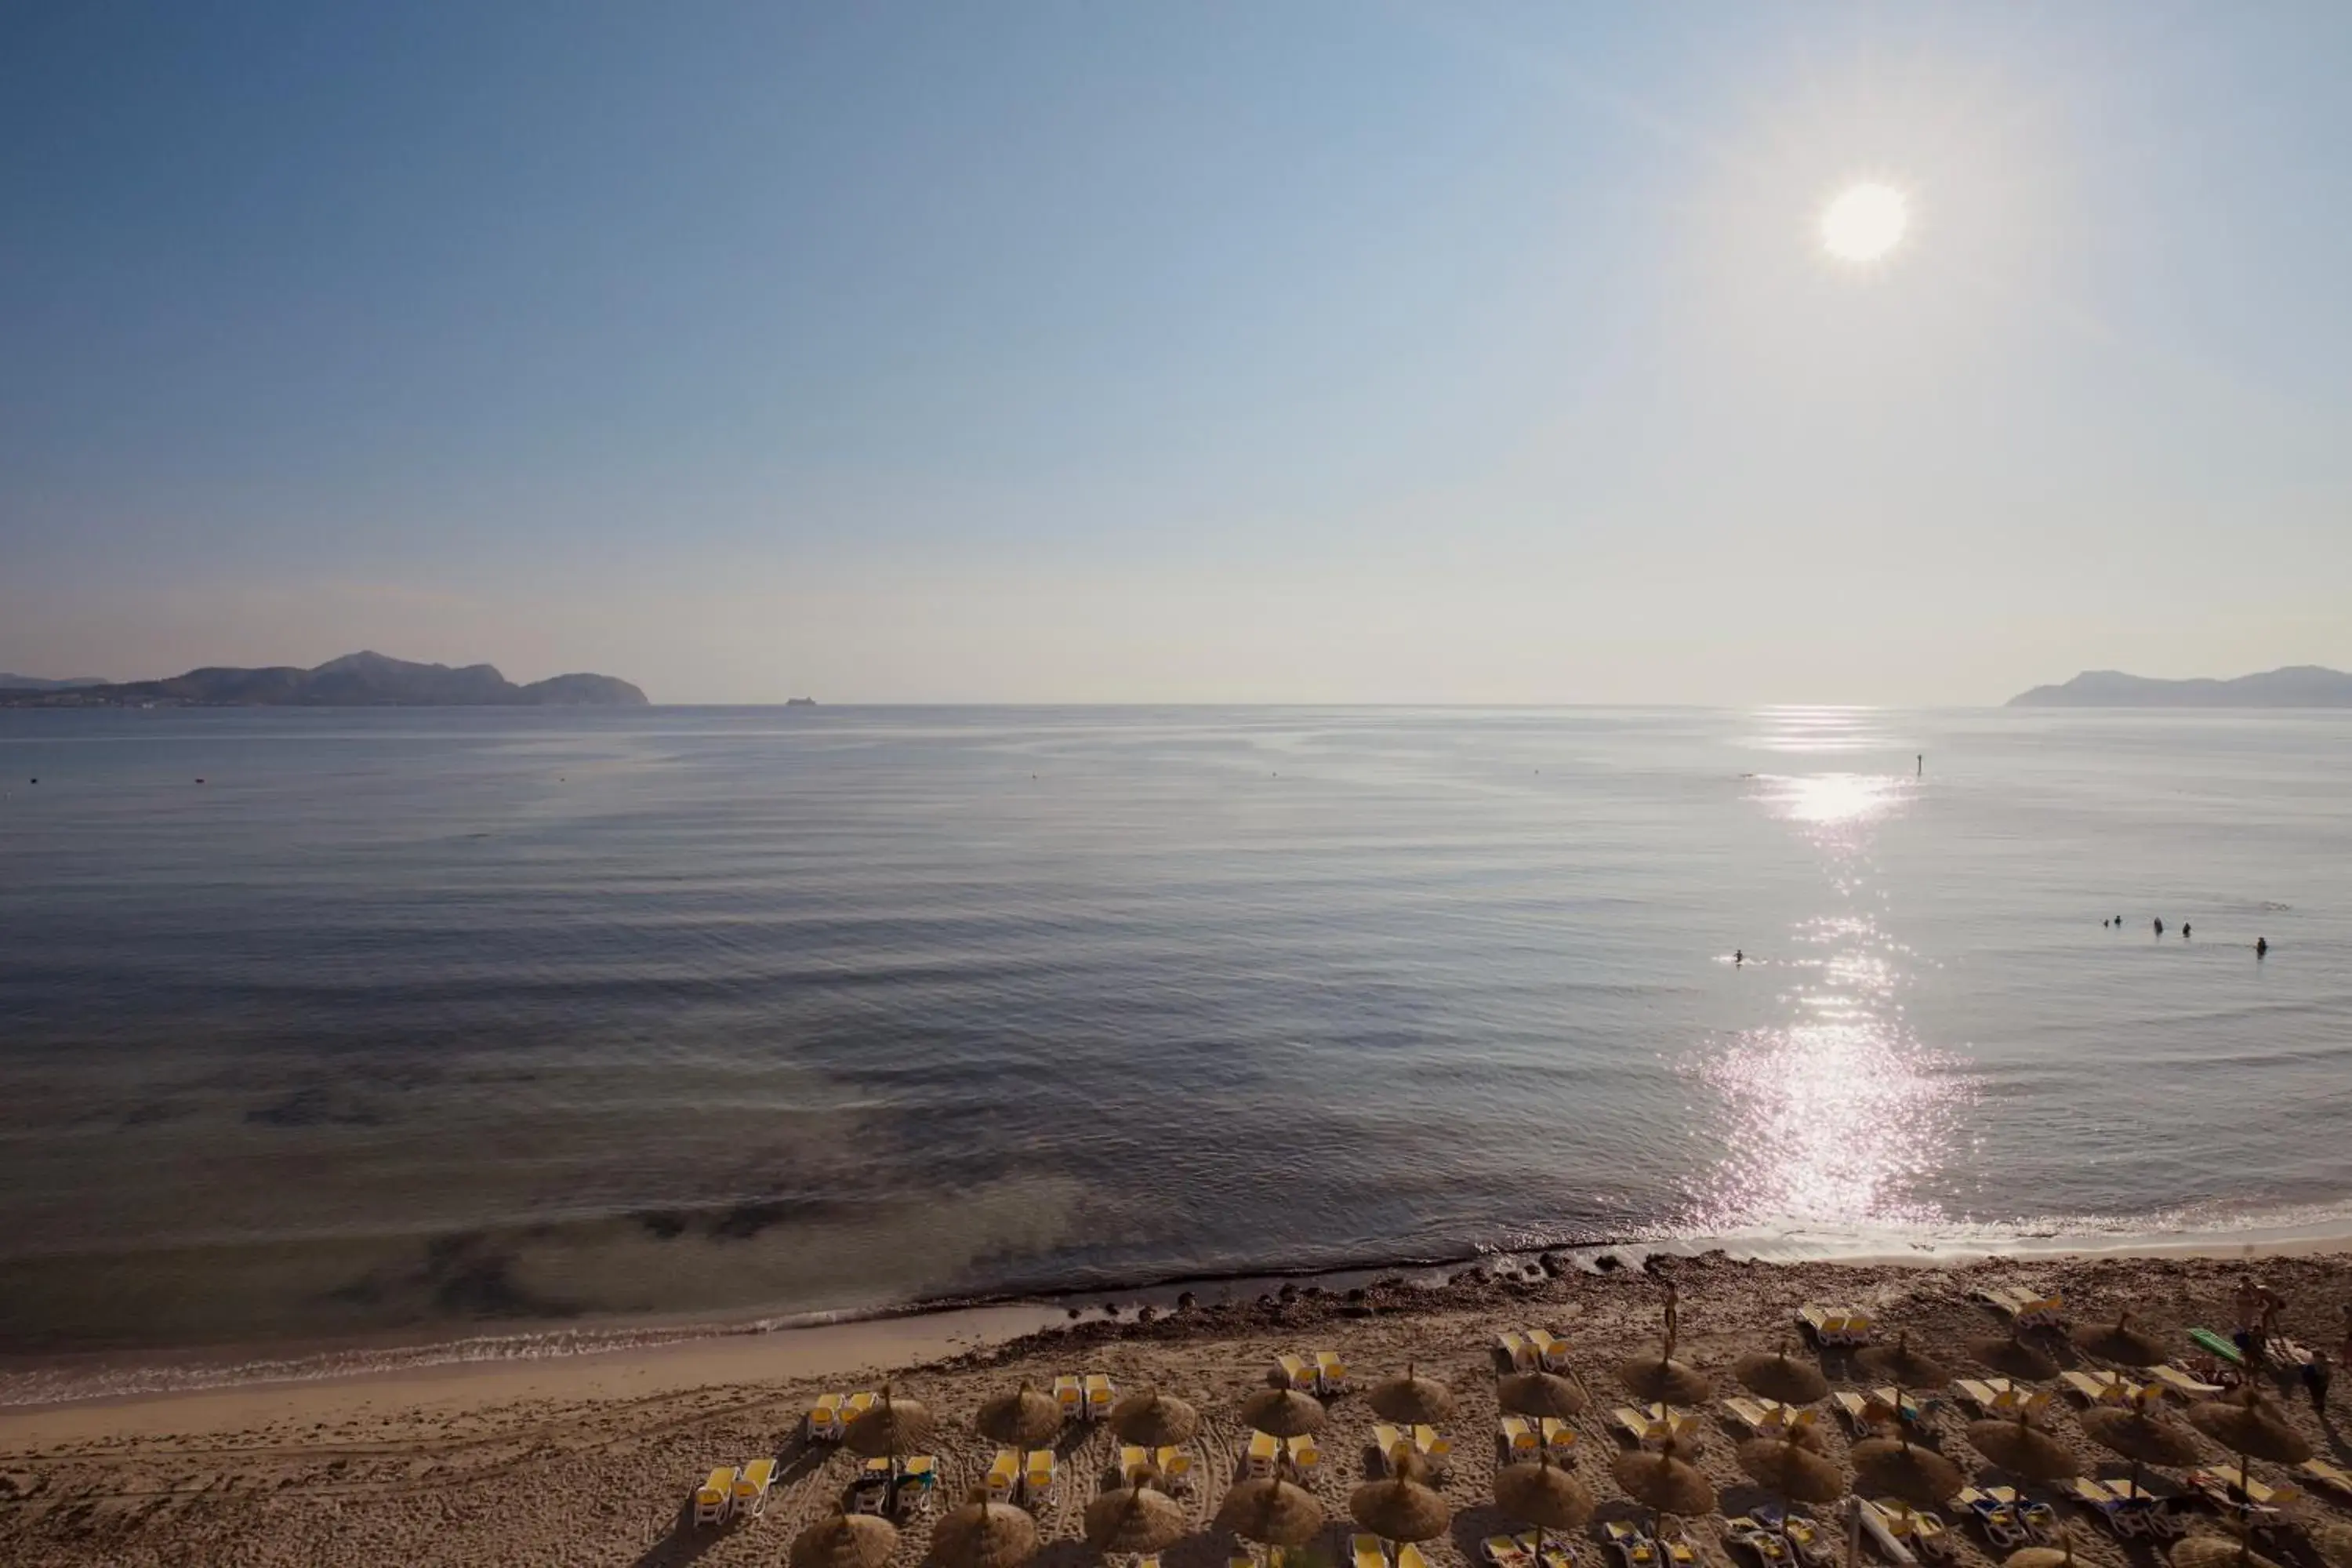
[
  {"left": 0, "top": 652, "right": 648, "bottom": 708},
  {"left": 2008, "top": 665, "right": 2352, "bottom": 707},
  {"left": 0, "top": 673, "right": 110, "bottom": 691}
]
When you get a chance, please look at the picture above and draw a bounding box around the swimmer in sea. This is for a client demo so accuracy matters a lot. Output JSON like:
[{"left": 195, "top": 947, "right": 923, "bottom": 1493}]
[
  {"left": 2256, "top": 937, "right": 2269, "bottom": 958},
  {"left": 2154, "top": 917, "right": 2165, "bottom": 936},
  {"left": 1734, "top": 949, "right": 1744, "bottom": 966},
  {"left": 2183, "top": 922, "right": 2191, "bottom": 939}
]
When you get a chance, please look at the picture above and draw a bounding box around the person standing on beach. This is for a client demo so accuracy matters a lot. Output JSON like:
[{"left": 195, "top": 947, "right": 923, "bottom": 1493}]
[
  {"left": 1662, "top": 1277, "right": 1681, "bottom": 1359},
  {"left": 2235, "top": 1276, "right": 2264, "bottom": 1358},
  {"left": 2306, "top": 1351, "right": 2332, "bottom": 1414}
]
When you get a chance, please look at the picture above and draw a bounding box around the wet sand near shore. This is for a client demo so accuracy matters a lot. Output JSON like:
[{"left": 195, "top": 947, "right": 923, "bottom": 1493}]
[{"left": 1, "top": 1252, "right": 2345, "bottom": 1567}]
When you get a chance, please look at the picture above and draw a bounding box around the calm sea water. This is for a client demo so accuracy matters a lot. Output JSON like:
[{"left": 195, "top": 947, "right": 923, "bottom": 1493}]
[{"left": 2, "top": 706, "right": 2347, "bottom": 1357}]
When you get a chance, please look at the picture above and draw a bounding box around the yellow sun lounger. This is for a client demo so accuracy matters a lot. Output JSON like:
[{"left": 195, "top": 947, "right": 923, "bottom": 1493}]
[
  {"left": 1605, "top": 1521, "right": 1661, "bottom": 1568},
  {"left": 1120, "top": 1444, "right": 1153, "bottom": 1484},
  {"left": 1085, "top": 1373, "right": 1116, "bottom": 1420},
  {"left": 1529, "top": 1328, "right": 1572, "bottom": 1371},
  {"left": 1498, "top": 1330, "right": 1536, "bottom": 1370},
  {"left": 1287, "top": 1433, "right": 1321, "bottom": 1473},
  {"left": 1373, "top": 1423, "right": 1410, "bottom": 1471},
  {"left": 844, "top": 1390, "right": 878, "bottom": 1425},
  {"left": 1156, "top": 1446, "right": 1193, "bottom": 1488},
  {"left": 1054, "top": 1374, "right": 1083, "bottom": 1420},
  {"left": 1247, "top": 1429, "right": 1282, "bottom": 1478},
  {"left": 1316, "top": 1349, "right": 1348, "bottom": 1392},
  {"left": 1025, "top": 1449, "right": 1056, "bottom": 1500},
  {"left": 1955, "top": 1378, "right": 2053, "bottom": 1420},
  {"left": 1501, "top": 1415, "right": 1538, "bottom": 1457},
  {"left": 808, "top": 1392, "right": 846, "bottom": 1441},
  {"left": 1831, "top": 1391, "right": 1897, "bottom": 1436},
  {"left": 1538, "top": 1417, "right": 1577, "bottom": 1455},
  {"left": 1798, "top": 1306, "right": 1854, "bottom": 1345},
  {"left": 2060, "top": 1370, "right": 2141, "bottom": 1406},
  {"left": 1279, "top": 1353, "right": 1315, "bottom": 1389},
  {"left": 1398, "top": 1546, "right": 1431, "bottom": 1568},
  {"left": 694, "top": 1466, "right": 737, "bottom": 1526},
  {"left": 1414, "top": 1425, "right": 1450, "bottom": 1461},
  {"left": 987, "top": 1449, "right": 1020, "bottom": 1501},
  {"left": 1354, "top": 1536, "right": 1390, "bottom": 1568},
  {"left": 2147, "top": 1364, "right": 2223, "bottom": 1399},
  {"left": 733, "top": 1457, "right": 779, "bottom": 1518},
  {"left": 2300, "top": 1459, "right": 2352, "bottom": 1499}
]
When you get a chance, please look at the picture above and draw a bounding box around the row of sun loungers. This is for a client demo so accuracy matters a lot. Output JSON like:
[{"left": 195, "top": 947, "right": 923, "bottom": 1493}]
[
  {"left": 2056, "top": 1477, "right": 2189, "bottom": 1539},
  {"left": 1247, "top": 1430, "right": 1324, "bottom": 1477},
  {"left": 693, "top": 1457, "right": 781, "bottom": 1526},
  {"left": 1370, "top": 1424, "right": 1450, "bottom": 1474},
  {"left": 1951, "top": 1377, "right": 2052, "bottom": 1419},
  {"left": 1486, "top": 1529, "right": 1583, "bottom": 1568},
  {"left": 1276, "top": 1351, "right": 1350, "bottom": 1393},
  {"left": 1356, "top": 1534, "right": 1433, "bottom": 1568},
  {"left": 1797, "top": 1306, "right": 1874, "bottom": 1345},
  {"left": 1831, "top": 1388, "right": 1922, "bottom": 1436},
  {"left": 1611, "top": 1404, "right": 1702, "bottom": 1448},
  {"left": 1973, "top": 1285, "right": 2064, "bottom": 1329},
  {"left": 1951, "top": 1486, "right": 2055, "bottom": 1549},
  {"left": 1497, "top": 1329, "right": 1575, "bottom": 1372},
  {"left": 1722, "top": 1397, "right": 1819, "bottom": 1440},
  {"left": 1500, "top": 1415, "right": 1580, "bottom": 1457}
]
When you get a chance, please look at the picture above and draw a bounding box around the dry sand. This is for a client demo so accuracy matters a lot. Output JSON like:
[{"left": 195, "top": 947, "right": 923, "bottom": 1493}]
[{"left": 1, "top": 1252, "right": 2346, "bottom": 1567}]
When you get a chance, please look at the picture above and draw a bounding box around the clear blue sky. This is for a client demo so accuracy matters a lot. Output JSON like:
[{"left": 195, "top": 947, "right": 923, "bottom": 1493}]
[{"left": 5, "top": 2, "right": 2349, "bottom": 702}]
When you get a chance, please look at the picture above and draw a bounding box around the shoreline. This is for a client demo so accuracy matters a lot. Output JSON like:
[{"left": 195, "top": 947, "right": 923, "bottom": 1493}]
[
  {"left": 3, "top": 1247, "right": 2347, "bottom": 1566},
  {"left": 9, "top": 1221, "right": 2350, "bottom": 1419}
]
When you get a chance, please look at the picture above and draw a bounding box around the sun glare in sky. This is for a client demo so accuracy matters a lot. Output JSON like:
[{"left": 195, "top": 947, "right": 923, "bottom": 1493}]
[{"left": 1820, "top": 182, "right": 1909, "bottom": 263}]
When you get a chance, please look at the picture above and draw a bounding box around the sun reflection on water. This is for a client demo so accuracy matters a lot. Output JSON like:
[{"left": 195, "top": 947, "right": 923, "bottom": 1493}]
[{"left": 1684, "top": 716, "right": 1974, "bottom": 1234}]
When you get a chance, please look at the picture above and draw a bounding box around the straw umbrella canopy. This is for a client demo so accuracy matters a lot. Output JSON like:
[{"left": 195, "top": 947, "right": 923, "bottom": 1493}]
[
  {"left": 2171, "top": 1538, "right": 2282, "bottom": 1568},
  {"left": 1500, "top": 1370, "right": 1589, "bottom": 1420},
  {"left": 932, "top": 1500, "right": 1040, "bottom": 1568},
  {"left": 1369, "top": 1364, "right": 1456, "bottom": 1426},
  {"left": 2187, "top": 1391, "right": 2311, "bottom": 1466},
  {"left": 2310, "top": 1522, "right": 2352, "bottom": 1568},
  {"left": 847, "top": 1385, "right": 937, "bottom": 1459},
  {"left": 1217, "top": 1477, "right": 1326, "bottom": 1548},
  {"left": 1858, "top": 1335, "right": 1953, "bottom": 1392},
  {"left": 1613, "top": 1440, "right": 1719, "bottom": 1522},
  {"left": 2074, "top": 1312, "right": 2169, "bottom": 1368},
  {"left": 1849, "top": 1438, "right": 1965, "bottom": 1509},
  {"left": 2004, "top": 1537, "right": 2082, "bottom": 1568},
  {"left": 1111, "top": 1388, "right": 1201, "bottom": 1448},
  {"left": 1496, "top": 1450, "right": 1597, "bottom": 1564},
  {"left": 795, "top": 1511, "right": 900, "bottom": 1568},
  {"left": 1735, "top": 1346, "right": 1828, "bottom": 1406},
  {"left": 1739, "top": 1439, "right": 1845, "bottom": 1505},
  {"left": 1085, "top": 1483, "right": 1191, "bottom": 1556},
  {"left": 2188, "top": 1388, "right": 2312, "bottom": 1514},
  {"left": 2080, "top": 1406, "right": 2202, "bottom": 1499},
  {"left": 1349, "top": 1475, "right": 1452, "bottom": 1544},
  {"left": 1968, "top": 1335, "right": 2060, "bottom": 1383},
  {"left": 1241, "top": 1386, "right": 1328, "bottom": 1439},
  {"left": 1618, "top": 1352, "right": 1711, "bottom": 1406},
  {"left": 978, "top": 1383, "right": 1063, "bottom": 1448},
  {"left": 1966, "top": 1415, "right": 2081, "bottom": 1483}
]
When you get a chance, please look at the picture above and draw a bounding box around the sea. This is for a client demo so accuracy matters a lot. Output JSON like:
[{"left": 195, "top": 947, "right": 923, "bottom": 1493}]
[{"left": 2, "top": 705, "right": 2347, "bottom": 1390}]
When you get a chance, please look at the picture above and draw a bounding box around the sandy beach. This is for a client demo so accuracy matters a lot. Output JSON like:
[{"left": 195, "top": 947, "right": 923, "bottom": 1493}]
[{"left": 2, "top": 1251, "right": 2346, "bottom": 1567}]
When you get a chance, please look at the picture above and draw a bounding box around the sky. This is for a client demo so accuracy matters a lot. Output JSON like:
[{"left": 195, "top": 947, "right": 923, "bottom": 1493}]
[{"left": 5, "top": 2, "right": 2350, "bottom": 704}]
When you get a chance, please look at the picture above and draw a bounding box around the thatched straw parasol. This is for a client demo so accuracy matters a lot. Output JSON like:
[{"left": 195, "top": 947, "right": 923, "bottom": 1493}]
[
  {"left": 2188, "top": 1387, "right": 2312, "bottom": 1544},
  {"left": 977, "top": 1383, "right": 1063, "bottom": 1447},
  {"left": 2003, "top": 1536, "right": 2081, "bottom": 1568},
  {"left": 1500, "top": 1370, "right": 1589, "bottom": 1420},
  {"left": 1966, "top": 1415, "right": 2080, "bottom": 1483},
  {"left": 1111, "top": 1388, "right": 1200, "bottom": 1448},
  {"left": 1738, "top": 1439, "right": 1845, "bottom": 1504},
  {"left": 1849, "top": 1438, "right": 1965, "bottom": 1509},
  {"left": 1858, "top": 1335, "right": 1953, "bottom": 1391},
  {"left": 931, "top": 1500, "right": 1040, "bottom": 1568},
  {"left": 1085, "top": 1483, "right": 1191, "bottom": 1556},
  {"left": 1618, "top": 1353, "right": 1711, "bottom": 1406},
  {"left": 1369, "top": 1364, "right": 1456, "bottom": 1426},
  {"left": 2073, "top": 1312, "right": 2169, "bottom": 1368},
  {"left": 1613, "top": 1439, "right": 1719, "bottom": 1526},
  {"left": 1968, "top": 1335, "right": 2060, "bottom": 1383},
  {"left": 2170, "top": 1537, "right": 2283, "bottom": 1568},
  {"left": 794, "top": 1511, "right": 900, "bottom": 1568},
  {"left": 1495, "top": 1450, "right": 1596, "bottom": 1564},
  {"left": 847, "top": 1384, "right": 936, "bottom": 1458},
  {"left": 1242, "top": 1386, "right": 1328, "bottom": 1439},
  {"left": 2310, "top": 1522, "right": 2352, "bottom": 1568},
  {"left": 2080, "top": 1406, "right": 2201, "bottom": 1499},
  {"left": 1735, "top": 1345, "right": 1828, "bottom": 1406},
  {"left": 1216, "top": 1477, "right": 1326, "bottom": 1548},
  {"left": 1349, "top": 1474, "right": 1452, "bottom": 1544}
]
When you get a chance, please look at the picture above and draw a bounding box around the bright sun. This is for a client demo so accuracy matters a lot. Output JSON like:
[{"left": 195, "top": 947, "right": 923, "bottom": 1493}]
[{"left": 1821, "top": 183, "right": 1908, "bottom": 263}]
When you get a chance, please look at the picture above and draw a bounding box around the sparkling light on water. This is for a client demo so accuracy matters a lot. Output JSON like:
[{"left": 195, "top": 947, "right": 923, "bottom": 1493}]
[{"left": 1683, "top": 715, "right": 1974, "bottom": 1233}]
